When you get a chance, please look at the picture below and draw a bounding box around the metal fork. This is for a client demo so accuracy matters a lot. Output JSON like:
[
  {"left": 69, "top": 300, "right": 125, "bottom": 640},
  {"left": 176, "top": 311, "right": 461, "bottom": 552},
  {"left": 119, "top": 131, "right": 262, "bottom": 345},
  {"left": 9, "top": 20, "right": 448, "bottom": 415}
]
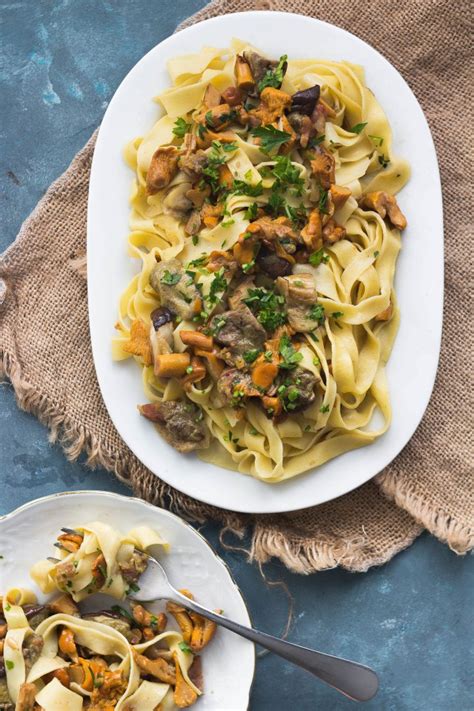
[{"left": 127, "top": 554, "right": 379, "bottom": 702}]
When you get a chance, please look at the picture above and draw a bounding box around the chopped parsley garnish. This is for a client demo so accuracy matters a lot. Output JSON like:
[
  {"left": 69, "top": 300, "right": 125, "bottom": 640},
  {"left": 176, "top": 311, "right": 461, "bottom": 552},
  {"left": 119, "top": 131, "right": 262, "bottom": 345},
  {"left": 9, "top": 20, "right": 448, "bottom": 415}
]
[
  {"left": 266, "top": 190, "right": 286, "bottom": 216},
  {"left": 186, "top": 366, "right": 194, "bottom": 374},
  {"left": 179, "top": 641, "right": 193, "bottom": 654},
  {"left": 5, "top": 603, "right": 11, "bottom": 611},
  {"left": 110, "top": 605, "right": 130, "bottom": 618},
  {"left": 187, "top": 255, "right": 208, "bottom": 268},
  {"left": 192, "top": 235, "right": 199, "bottom": 246},
  {"left": 332, "top": 311, "right": 344, "bottom": 318},
  {"left": 251, "top": 125, "right": 291, "bottom": 154},
  {"left": 285, "top": 203, "right": 307, "bottom": 226},
  {"left": 272, "top": 155, "right": 304, "bottom": 192},
  {"left": 257, "top": 54, "right": 288, "bottom": 92},
  {"left": 307, "top": 331, "right": 319, "bottom": 342},
  {"left": 378, "top": 154, "right": 390, "bottom": 168},
  {"left": 208, "top": 267, "right": 228, "bottom": 304},
  {"left": 243, "top": 287, "right": 287, "bottom": 332},
  {"left": 264, "top": 350, "right": 273, "bottom": 361},
  {"left": 232, "top": 179, "right": 264, "bottom": 197},
  {"left": 161, "top": 270, "right": 181, "bottom": 286},
  {"left": 313, "top": 356, "right": 320, "bottom": 366},
  {"left": 243, "top": 349, "right": 260, "bottom": 364},
  {"left": 309, "top": 304, "right": 325, "bottom": 324},
  {"left": 279, "top": 334, "right": 303, "bottom": 370},
  {"left": 309, "top": 248, "right": 329, "bottom": 266},
  {"left": 349, "top": 122, "right": 368, "bottom": 134},
  {"left": 211, "top": 316, "right": 227, "bottom": 335},
  {"left": 320, "top": 404, "right": 330, "bottom": 413},
  {"left": 245, "top": 202, "right": 259, "bottom": 220},
  {"left": 197, "top": 123, "right": 208, "bottom": 140},
  {"left": 242, "top": 260, "right": 256, "bottom": 273},
  {"left": 318, "top": 187, "right": 329, "bottom": 213},
  {"left": 373, "top": 250, "right": 380, "bottom": 258},
  {"left": 172, "top": 117, "right": 191, "bottom": 138},
  {"left": 249, "top": 426, "right": 259, "bottom": 436},
  {"left": 5, "top": 660, "right": 14, "bottom": 670}
]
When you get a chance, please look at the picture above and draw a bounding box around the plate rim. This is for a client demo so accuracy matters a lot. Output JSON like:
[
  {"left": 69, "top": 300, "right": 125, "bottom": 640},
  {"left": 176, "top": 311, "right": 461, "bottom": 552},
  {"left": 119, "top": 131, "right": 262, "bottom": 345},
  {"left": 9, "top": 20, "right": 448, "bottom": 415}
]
[
  {"left": 87, "top": 10, "right": 444, "bottom": 514},
  {"left": 0, "top": 489, "right": 256, "bottom": 710}
]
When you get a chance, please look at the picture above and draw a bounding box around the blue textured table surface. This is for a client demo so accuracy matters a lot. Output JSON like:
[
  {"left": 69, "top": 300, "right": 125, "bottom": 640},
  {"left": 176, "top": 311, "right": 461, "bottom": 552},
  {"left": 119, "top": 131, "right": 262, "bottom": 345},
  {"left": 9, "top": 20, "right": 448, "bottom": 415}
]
[{"left": 1, "top": 3, "right": 472, "bottom": 709}]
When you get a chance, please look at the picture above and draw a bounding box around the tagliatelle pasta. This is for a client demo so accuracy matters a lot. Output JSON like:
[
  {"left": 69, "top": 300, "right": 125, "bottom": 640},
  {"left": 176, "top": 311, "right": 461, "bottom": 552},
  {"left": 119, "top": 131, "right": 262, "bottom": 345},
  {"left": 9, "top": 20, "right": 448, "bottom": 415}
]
[
  {"left": 30, "top": 522, "right": 168, "bottom": 601},
  {"left": 1, "top": 523, "right": 218, "bottom": 709},
  {"left": 112, "top": 39, "right": 410, "bottom": 483}
]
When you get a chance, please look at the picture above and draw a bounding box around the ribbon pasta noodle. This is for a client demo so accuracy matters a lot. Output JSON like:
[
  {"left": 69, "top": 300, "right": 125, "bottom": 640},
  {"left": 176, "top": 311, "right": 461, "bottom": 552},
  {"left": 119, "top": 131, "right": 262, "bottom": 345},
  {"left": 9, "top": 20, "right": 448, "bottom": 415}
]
[
  {"left": 1, "top": 523, "right": 217, "bottom": 709},
  {"left": 113, "top": 40, "right": 410, "bottom": 482}
]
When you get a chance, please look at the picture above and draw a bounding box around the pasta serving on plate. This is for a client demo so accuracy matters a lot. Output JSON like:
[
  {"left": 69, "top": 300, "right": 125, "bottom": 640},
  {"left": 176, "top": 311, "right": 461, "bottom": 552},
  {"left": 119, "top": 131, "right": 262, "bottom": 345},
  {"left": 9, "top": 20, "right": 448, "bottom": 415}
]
[
  {"left": 112, "top": 39, "right": 409, "bottom": 483},
  {"left": 1, "top": 522, "right": 218, "bottom": 710}
]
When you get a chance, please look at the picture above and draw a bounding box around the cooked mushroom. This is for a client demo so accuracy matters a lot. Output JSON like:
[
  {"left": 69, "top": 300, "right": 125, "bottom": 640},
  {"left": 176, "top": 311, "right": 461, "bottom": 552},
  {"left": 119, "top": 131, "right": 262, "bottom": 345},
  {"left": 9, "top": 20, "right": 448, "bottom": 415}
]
[
  {"left": 217, "top": 368, "right": 260, "bottom": 404},
  {"left": 235, "top": 55, "right": 255, "bottom": 91},
  {"left": 138, "top": 400, "right": 210, "bottom": 453},
  {"left": 301, "top": 209, "right": 323, "bottom": 251},
  {"left": 291, "top": 84, "right": 320, "bottom": 116},
  {"left": 146, "top": 146, "right": 179, "bottom": 194},
  {"left": 287, "top": 111, "right": 314, "bottom": 148},
  {"left": 173, "top": 652, "right": 198, "bottom": 708},
  {"left": 322, "top": 218, "right": 346, "bottom": 244},
  {"left": 185, "top": 209, "right": 202, "bottom": 236},
  {"left": 359, "top": 191, "right": 407, "bottom": 230},
  {"left": 179, "top": 149, "right": 208, "bottom": 180},
  {"left": 330, "top": 184, "right": 352, "bottom": 209},
  {"left": 15, "top": 683, "right": 36, "bottom": 711},
  {"left": 278, "top": 367, "right": 318, "bottom": 412},
  {"left": 256, "top": 246, "right": 293, "bottom": 278},
  {"left": 228, "top": 276, "right": 256, "bottom": 309},
  {"left": 203, "top": 83, "right": 221, "bottom": 108},
  {"left": 221, "top": 85, "right": 244, "bottom": 106},
  {"left": 310, "top": 145, "right": 335, "bottom": 189},
  {"left": 243, "top": 51, "right": 279, "bottom": 85},
  {"left": 149, "top": 259, "right": 202, "bottom": 320},
  {"left": 133, "top": 650, "right": 176, "bottom": 685},
  {"left": 210, "top": 307, "right": 266, "bottom": 365},
  {"left": 250, "top": 86, "right": 291, "bottom": 125},
  {"left": 149, "top": 306, "right": 174, "bottom": 361},
  {"left": 276, "top": 273, "right": 321, "bottom": 332},
  {"left": 163, "top": 182, "right": 194, "bottom": 219}
]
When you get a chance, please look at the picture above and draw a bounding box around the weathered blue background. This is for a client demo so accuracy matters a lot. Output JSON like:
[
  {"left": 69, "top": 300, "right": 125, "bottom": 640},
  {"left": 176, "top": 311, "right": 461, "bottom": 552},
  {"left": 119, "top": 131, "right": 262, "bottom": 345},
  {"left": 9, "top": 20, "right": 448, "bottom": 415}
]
[{"left": 1, "top": 2, "right": 472, "bottom": 709}]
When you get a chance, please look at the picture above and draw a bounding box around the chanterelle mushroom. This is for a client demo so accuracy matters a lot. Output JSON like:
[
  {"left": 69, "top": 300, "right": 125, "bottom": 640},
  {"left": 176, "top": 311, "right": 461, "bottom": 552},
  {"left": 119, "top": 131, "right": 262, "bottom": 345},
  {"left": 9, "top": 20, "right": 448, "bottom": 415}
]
[
  {"left": 146, "top": 146, "right": 179, "bottom": 194},
  {"left": 359, "top": 191, "right": 407, "bottom": 230}
]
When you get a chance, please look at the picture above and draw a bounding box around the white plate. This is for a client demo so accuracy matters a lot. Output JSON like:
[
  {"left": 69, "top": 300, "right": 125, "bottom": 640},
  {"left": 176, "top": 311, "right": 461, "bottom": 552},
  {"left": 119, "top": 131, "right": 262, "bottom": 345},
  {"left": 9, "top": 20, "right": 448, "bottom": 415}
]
[
  {"left": 0, "top": 491, "right": 255, "bottom": 711},
  {"left": 87, "top": 12, "right": 443, "bottom": 513}
]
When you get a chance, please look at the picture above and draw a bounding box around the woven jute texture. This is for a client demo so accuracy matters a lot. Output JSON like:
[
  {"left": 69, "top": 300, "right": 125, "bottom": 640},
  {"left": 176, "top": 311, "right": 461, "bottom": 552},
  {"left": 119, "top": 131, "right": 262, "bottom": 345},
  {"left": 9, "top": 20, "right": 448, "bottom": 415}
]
[{"left": 1, "top": 0, "right": 472, "bottom": 573}]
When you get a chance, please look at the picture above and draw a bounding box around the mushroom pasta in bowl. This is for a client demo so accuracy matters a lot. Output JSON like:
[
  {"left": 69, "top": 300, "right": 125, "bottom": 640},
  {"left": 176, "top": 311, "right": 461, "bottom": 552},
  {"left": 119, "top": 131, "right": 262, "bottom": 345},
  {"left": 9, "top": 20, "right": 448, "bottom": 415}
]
[{"left": 112, "top": 39, "right": 410, "bottom": 483}]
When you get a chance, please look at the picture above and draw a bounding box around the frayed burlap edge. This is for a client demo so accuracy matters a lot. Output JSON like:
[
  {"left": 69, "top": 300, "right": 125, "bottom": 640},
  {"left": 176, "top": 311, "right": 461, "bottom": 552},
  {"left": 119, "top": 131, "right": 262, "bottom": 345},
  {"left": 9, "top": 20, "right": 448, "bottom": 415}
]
[{"left": 1, "top": 346, "right": 424, "bottom": 573}]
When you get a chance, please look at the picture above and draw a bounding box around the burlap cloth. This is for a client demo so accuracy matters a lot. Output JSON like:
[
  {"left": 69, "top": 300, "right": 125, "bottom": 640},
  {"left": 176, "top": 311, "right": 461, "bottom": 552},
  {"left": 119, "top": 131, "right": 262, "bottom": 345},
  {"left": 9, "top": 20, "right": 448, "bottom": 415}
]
[{"left": 1, "top": 0, "right": 472, "bottom": 574}]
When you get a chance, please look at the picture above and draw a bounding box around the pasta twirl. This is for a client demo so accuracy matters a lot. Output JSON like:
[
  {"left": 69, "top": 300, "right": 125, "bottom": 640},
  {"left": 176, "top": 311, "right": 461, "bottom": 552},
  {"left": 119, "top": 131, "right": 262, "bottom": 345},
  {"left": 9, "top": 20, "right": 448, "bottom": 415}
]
[{"left": 113, "top": 40, "right": 410, "bottom": 482}]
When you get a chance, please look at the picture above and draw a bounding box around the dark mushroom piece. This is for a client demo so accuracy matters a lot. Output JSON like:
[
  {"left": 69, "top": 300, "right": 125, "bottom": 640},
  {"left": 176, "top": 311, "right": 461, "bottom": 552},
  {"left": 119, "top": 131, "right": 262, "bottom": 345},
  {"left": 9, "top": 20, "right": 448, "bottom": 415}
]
[
  {"left": 291, "top": 84, "right": 321, "bottom": 115},
  {"left": 256, "top": 246, "right": 293, "bottom": 278}
]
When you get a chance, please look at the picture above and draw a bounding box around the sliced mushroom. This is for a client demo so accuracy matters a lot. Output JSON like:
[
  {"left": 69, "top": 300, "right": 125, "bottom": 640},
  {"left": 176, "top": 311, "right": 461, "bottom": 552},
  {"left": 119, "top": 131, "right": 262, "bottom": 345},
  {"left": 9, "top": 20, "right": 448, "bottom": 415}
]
[
  {"left": 359, "top": 191, "right": 407, "bottom": 230},
  {"left": 310, "top": 145, "right": 335, "bottom": 189},
  {"left": 163, "top": 182, "right": 193, "bottom": 219},
  {"left": 146, "top": 146, "right": 179, "bottom": 194},
  {"left": 150, "top": 307, "right": 174, "bottom": 361},
  {"left": 291, "top": 84, "right": 320, "bottom": 116},
  {"left": 322, "top": 218, "right": 346, "bottom": 244},
  {"left": 276, "top": 273, "right": 321, "bottom": 332}
]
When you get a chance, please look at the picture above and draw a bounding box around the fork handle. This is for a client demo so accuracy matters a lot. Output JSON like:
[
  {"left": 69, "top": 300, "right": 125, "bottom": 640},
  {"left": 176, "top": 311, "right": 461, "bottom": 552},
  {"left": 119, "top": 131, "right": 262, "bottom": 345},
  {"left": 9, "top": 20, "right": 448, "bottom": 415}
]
[{"left": 174, "top": 592, "right": 378, "bottom": 702}]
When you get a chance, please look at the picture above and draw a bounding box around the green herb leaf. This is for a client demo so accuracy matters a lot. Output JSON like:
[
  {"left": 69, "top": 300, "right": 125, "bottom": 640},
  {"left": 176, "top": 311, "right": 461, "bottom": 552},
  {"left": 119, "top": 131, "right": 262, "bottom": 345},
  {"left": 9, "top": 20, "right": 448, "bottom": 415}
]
[
  {"left": 192, "top": 235, "right": 199, "bottom": 246},
  {"left": 232, "top": 179, "right": 264, "bottom": 197},
  {"left": 243, "top": 349, "right": 260, "bottom": 364},
  {"left": 373, "top": 250, "right": 380, "bottom": 258},
  {"left": 318, "top": 188, "right": 328, "bottom": 213},
  {"left": 126, "top": 582, "right": 140, "bottom": 594},
  {"left": 5, "top": 660, "right": 14, "bottom": 670},
  {"left": 251, "top": 125, "right": 291, "bottom": 154},
  {"left": 243, "top": 287, "right": 287, "bottom": 332},
  {"left": 279, "top": 334, "right": 303, "bottom": 370},
  {"left": 349, "top": 122, "right": 368, "bottom": 134},
  {"left": 309, "top": 248, "right": 329, "bottom": 267},
  {"left": 332, "top": 311, "right": 344, "bottom": 318},
  {"left": 172, "top": 117, "right": 191, "bottom": 138},
  {"left": 309, "top": 304, "right": 325, "bottom": 324},
  {"left": 242, "top": 260, "right": 256, "bottom": 273},
  {"left": 161, "top": 270, "right": 181, "bottom": 286},
  {"left": 186, "top": 366, "right": 194, "bottom": 374},
  {"left": 244, "top": 202, "right": 259, "bottom": 221},
  {"left": 179, "top": 641, "right": 193, "bottom": 654},
  {"left": 320, "top": 404, "right": 330, "bottom": 413},
  {"left": 257, "top": 54, "right": 288, "bottom": 92},
  {"left": 378, "top": 154, "right": 390, "bottom": 168}
]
